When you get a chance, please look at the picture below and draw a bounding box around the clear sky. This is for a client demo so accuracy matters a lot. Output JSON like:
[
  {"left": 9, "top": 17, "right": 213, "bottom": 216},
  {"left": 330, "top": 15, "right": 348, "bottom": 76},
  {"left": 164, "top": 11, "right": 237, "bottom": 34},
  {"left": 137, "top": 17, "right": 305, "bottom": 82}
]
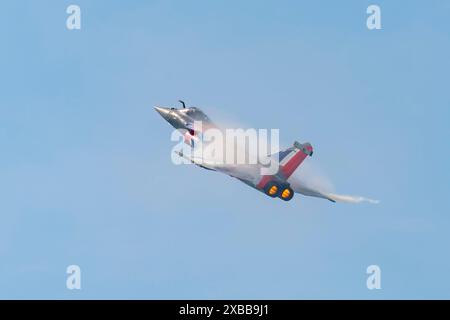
[{"left": 0, "top": 0, "right": 449, "bottom": 299}]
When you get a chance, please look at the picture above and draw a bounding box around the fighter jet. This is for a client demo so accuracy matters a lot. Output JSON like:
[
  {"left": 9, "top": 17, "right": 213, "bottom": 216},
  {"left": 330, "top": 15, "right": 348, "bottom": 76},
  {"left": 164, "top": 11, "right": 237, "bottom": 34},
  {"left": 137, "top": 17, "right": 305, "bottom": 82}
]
[{"left": 155, "top": 101, "right": 336, "bottom": 202}]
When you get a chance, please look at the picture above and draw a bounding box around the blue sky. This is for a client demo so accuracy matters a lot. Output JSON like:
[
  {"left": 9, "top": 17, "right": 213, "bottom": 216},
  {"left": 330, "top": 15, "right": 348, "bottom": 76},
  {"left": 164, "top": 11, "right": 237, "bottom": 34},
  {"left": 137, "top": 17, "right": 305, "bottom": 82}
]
[{"left": 0, "top": 0, "right": 449, "bottom": 299}]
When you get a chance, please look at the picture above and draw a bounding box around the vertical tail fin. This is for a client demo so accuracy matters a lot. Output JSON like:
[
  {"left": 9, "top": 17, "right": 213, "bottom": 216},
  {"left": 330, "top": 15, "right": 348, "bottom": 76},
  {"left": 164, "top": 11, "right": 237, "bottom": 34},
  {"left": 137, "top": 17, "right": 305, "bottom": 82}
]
[
  {"left": 258, "top": 141, "right": 314, "bottom": 189},
  {"left": 293, "top": 141, "right": 313, "bottom": 156},
  {"left": 278, "top": 141, "right": 313, "bottom": 179}
]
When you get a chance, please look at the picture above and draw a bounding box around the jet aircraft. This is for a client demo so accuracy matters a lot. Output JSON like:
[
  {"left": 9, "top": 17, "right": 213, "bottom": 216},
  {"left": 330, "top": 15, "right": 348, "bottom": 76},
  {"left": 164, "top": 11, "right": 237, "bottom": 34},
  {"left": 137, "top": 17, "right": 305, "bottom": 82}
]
[{"left": 155, "top": 101, "right": 336, "bottom": 202}]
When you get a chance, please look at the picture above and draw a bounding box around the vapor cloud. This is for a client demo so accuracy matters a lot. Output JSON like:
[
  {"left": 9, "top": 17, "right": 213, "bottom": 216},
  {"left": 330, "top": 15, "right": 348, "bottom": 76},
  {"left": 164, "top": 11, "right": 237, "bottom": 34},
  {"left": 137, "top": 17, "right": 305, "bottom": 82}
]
[
  {"left": 289, "top": 160, "right": 379, "bottom": 204},
  {"left": 324, "top": 193, "right": 380, "bottom": 204},
  {"left": 204, "top": 111, "right": 380, "bottom": 204}
]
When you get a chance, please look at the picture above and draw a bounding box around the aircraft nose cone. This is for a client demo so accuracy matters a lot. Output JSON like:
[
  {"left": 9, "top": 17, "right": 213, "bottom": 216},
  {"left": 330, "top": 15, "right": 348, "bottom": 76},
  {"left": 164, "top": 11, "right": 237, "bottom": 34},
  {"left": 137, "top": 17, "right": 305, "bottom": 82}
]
[{"left": 154, "top": 106, "right": 170, "bottom": 119}]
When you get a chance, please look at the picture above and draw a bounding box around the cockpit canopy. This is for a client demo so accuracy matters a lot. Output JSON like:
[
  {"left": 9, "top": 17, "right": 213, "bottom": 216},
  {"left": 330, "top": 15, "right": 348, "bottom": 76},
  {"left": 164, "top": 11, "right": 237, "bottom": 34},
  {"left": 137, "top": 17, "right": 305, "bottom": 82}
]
[{"left": 180, "top": 107, "right": 210, "bottom": 122}]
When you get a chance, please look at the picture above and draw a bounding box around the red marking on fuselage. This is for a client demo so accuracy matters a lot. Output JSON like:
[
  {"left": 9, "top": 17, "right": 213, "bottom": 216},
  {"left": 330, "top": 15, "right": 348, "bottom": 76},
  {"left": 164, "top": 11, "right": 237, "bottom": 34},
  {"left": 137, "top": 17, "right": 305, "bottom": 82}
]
[
  {"left": 257, "top": 146, "right": 313, "bottom": 190},
  {"left": 256, "top": 175, "right": 273, "bottom": 189},
  {"left": 184, "top": 131, "right": 195, "bottom": 145}
]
